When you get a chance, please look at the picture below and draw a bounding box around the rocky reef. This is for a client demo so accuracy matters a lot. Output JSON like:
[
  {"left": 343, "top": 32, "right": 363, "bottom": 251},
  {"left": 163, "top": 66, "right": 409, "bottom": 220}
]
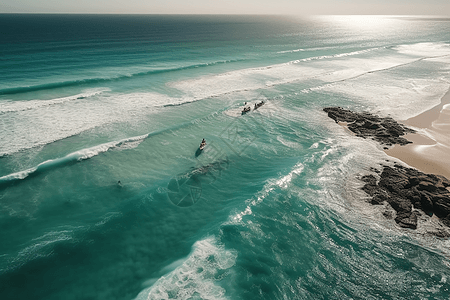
[
  {"left": 361, "top": 165, "right": 450, "bottom": 232},
  {"left": 324, "top": 107, "right": 450, "bottom": 236},
  {"left": 323, "top": 107, "right": 415, "bottom": 147}
]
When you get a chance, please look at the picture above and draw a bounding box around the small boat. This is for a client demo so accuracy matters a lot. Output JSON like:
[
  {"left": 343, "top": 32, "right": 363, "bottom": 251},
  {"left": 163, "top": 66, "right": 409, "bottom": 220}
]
[
  {"left": 254, "top": 101, "right": 264, "bottom": 110},
  {"left": 195, "top": 142, "right": 206, "bottom": 157},
  {"left": 241, "top": 107, "right": 251, "bottom": 115}
]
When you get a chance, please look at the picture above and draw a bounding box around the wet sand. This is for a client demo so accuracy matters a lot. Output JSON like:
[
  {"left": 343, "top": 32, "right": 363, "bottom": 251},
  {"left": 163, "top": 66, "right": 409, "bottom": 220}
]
[{"left": 385, "top": 89, "right": 450, "bottom": 179}]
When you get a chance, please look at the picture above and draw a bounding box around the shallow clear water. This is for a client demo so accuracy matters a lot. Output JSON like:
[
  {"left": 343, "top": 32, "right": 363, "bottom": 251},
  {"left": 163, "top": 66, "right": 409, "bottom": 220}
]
[{"left": 1, "top": 14, "right": 450, "bottom": 300}]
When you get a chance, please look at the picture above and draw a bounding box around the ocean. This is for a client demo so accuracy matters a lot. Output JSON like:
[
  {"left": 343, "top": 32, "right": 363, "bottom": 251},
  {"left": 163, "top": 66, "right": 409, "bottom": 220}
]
[{"left": 1, "top": 14, "right": 450, "bottom": 299}]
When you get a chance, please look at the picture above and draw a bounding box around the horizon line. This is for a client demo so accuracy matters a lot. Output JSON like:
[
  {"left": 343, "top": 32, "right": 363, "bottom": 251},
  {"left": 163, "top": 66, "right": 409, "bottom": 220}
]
[{"left": 0, "top": 13, "right": 449, "bottom": 17}]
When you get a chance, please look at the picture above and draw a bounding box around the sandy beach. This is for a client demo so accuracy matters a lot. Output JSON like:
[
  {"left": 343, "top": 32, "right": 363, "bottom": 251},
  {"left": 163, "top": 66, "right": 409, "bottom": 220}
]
[{"left": 385, "top": 88, "right": 450, "bottom": 179}]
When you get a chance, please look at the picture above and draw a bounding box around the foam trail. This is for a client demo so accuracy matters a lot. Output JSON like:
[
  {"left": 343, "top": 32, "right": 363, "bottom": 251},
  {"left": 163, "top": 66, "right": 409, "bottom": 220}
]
[
  {"left": 0, "top": 91, "right": 169, "bottom": 157},
  {"left": 0, "top": 89, "right": 108, "bottom": 114},
  {"left": 289, "top": 47, "right": 382, "bottom": 64},
  {"left": 277, "top": 48, "right": 306, "bottom": 53},
  {"left": 0, "top": 117, "right": 198, "bottom": 185},
  {"left": 168, "top": 47, "right": 391, "bottom": 100},
  {"left": 277, "top": 45, "right": 339, "bottom": 54},
  {"left": 3, "top": 212, "right": 120, "bottom": 273},
  {"left": 1, "top": 229, "right": 76, "bottom": 273},
  {"left": 135, "top": 237, "right": 236, "bottom": 300},
  {"left": 0, "top": 59, "right": 242, "bottom": 96},
  {"left": 171, "top": 43, "right": 450, "bottom": 103},
  {"left": 394, "top": 42, "right": 450, "bottom": 57},
  {"left": 0, "top": 134, "right": 149, "bottom": 185}
]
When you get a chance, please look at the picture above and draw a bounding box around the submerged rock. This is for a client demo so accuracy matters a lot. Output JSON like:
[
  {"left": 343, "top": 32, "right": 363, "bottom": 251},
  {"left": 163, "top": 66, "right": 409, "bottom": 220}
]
[{"left": 323, "top": 107, "right": 415, "bottom": 146}]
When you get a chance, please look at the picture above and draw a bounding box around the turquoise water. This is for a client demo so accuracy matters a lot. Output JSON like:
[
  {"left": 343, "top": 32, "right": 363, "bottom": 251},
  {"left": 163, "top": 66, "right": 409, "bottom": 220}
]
[{"left": 1, "top": 14, "right": 450, "bottom": 299}]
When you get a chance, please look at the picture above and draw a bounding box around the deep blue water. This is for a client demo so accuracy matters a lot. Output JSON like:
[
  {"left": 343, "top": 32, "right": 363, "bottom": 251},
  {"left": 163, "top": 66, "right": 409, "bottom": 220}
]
[{"left": 1, "top": 14, "right": 450, "bottom": 300}]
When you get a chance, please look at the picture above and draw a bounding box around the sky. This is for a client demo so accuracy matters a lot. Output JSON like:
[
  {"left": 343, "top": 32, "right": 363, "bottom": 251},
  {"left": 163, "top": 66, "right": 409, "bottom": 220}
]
[{"left": 0, "top": 0, "right": 449, "bottom": 15}]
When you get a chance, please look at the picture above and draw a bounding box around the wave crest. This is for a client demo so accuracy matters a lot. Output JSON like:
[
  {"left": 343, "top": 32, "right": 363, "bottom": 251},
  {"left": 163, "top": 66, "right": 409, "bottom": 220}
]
[
  {"left": 0, "top": 134, "right": 148, "bottom": 186},
  {"left": 0, "top": 59, "right": 242, "bottom": 96}
]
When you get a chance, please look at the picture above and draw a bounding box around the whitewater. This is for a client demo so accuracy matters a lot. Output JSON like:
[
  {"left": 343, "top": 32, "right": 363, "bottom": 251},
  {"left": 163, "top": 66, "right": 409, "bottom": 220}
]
[{"left": 1, "top": 14, "right": 450, "bottom": 299}]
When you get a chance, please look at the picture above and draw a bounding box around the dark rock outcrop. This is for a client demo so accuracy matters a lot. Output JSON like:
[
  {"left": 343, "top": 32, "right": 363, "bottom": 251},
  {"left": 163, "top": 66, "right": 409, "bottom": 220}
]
[
  {"left": 323, "top": 107, "right": 415, "bottom": 146},
  {"left": 361, "top": 164, "right": 450, "bottom": 230},
  {"left": 323, "top": 107, "right": 450, "bottom": 235}
]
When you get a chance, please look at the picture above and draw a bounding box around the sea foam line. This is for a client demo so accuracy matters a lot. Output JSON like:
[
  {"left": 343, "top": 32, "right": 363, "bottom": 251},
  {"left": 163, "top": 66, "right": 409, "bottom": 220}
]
[
  {"left": 0, "top": 59, "right": 242, "bottom": 96},
  {"left": 277, "top": 45, "right": 340, "bottom": 54},
  {"left": 289, "top": 47, "right": 382, "bottom": 64},
  {"left": 0, "top": 133, "right": 149, "bottom": 184},
  {"left": 0, "top": 89, "right": 109, "bottom": 114},
  {"left": 0, "top": 118, "right": 196, "bottom": 184},
  {"left": 135, "top": 237, "right": 236, "bottom": 300}
]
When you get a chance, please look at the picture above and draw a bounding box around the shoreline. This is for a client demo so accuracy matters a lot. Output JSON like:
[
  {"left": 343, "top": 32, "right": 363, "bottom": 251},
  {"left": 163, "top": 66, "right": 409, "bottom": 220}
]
[
  {"left": 385, "top": 88, "right": 450, "bottom": 179},
  {"left": 323, "top": 105, "right": 450, "bottom": 233}
]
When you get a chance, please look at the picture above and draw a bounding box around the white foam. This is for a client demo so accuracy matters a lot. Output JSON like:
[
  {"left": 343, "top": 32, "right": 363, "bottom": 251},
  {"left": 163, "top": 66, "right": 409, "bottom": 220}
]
[
  {"left": 71, "top": 133, "right": 149, "bottom": 161},
  {"left": 0, "top": 166, "right": 38, "bottom": 181},
  {"left": 4, "top": 228, "right": 79, "bottom": 271},
  {"left": 277, "top": 48, "right": 306, "bottom": 53},
  {"left": 394, "top": 42, "right": 450, "bottom": 57},
  {"left": 114, "top": 139, "right": 145, "bottom": 151},
  {"left": 309, "top": 142, "right": 319, "bottom": 149},
  {"left": 168, "top": 44, "right": 448, "bottom": 116},
  {"left": 135, "top": 237, "right": 237, "bottom": 300},
  {"left": 0, "top": 91, "right": 168, "bottom": 156},
  {"left": 320, "top": 74, "right": 450, "bottom": 120},
  {"left": 167, "top": 43, "right": 450, "bottom": 121},
  {"left": 276, "top": 162, "right": 304, "bottom": 188},
  {"left": 304, "top": 120, "right": 450, "bottom": 258},
  {"left": 276, "top": 136, "right": 302, "bottom": 149},
  {"left": 229, "top": 160, "right": 306, "bottom": 224},
  {"left": 0, "top": 134, "right": 149, "bottom": 183},
  {"left": 290, "top": 47, "right": 381, "bottom": 64},
  {"left": 277, "top": 46, "right": 339, "bottom": 54},
  {"left": 168, "top": 48, "right": 384, "bottom": 100},
  {"left": 94, "top": 212, "right": 122, "bottom": 227},
  {"left": 0, "top": 88, "right": 108, "bottom": 114},
  {"left": 3, "top": 42, "right": 449, "bottom": 156}
]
